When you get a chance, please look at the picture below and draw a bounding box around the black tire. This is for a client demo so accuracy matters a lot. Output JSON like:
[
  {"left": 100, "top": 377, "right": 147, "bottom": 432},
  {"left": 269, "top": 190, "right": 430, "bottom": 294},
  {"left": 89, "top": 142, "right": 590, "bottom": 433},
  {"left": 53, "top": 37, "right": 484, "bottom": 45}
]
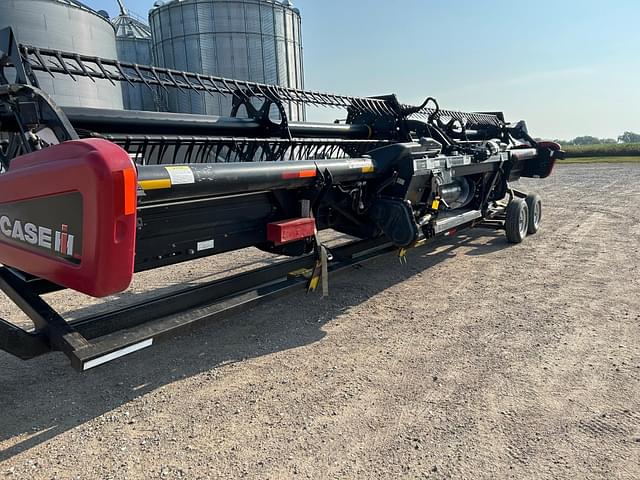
[
  {"left": 505, "top": 198, "right": 529, "bottom": 244},
  {"left": 525, "top": 193, "right": 542, "bottom": 234}
]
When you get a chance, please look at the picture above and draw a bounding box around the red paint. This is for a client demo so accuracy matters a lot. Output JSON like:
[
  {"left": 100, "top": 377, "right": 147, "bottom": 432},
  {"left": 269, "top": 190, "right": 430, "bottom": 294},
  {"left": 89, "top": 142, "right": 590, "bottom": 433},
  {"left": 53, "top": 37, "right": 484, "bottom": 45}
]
[
  {"left": 61, "top": 224, "right": 68, "bottom": 254},
  {"left": 537, "top": 141, "right": 562, "bottom": 178},
  {"left": 0, "top": 139, "right": 137, "bottom": 297},
  {"left": 267, "top": 218, "right": 316, "bottom": 245},
  {"left": 537, "top": 141, "right": 562, "bottom": 151}
]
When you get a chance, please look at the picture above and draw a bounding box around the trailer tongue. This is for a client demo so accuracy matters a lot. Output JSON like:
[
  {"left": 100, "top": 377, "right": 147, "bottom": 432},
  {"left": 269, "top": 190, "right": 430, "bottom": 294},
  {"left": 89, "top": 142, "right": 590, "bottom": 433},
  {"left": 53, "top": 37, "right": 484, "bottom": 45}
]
[{"left": 0, "top": 27, "right": 563, "bottom": 370}]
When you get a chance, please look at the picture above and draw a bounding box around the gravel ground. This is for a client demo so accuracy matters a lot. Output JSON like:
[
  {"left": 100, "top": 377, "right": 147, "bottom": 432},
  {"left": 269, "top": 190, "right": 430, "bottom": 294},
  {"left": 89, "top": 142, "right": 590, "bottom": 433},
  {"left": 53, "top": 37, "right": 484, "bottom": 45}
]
[{"left": 0, "top": 163, "right": 639, "bottom": 479}]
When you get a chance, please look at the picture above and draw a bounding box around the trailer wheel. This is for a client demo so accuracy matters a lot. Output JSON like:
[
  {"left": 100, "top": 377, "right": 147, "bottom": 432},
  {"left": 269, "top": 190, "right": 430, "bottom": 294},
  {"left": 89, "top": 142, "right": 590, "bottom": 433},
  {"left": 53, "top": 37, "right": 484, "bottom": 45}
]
[
  {"left": 505, "top": 198, "right": 529, "bottom": 243},
  {"left": 525, "top": 193, "right": 542, "bottom": 234}
]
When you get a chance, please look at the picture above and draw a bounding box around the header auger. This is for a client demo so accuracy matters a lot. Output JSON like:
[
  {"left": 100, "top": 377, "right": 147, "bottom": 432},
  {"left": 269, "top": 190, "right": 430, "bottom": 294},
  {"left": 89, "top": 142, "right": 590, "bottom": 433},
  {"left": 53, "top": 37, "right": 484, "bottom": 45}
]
[{"left": 0, "top": 27, "right": 563, "bottom": 370}]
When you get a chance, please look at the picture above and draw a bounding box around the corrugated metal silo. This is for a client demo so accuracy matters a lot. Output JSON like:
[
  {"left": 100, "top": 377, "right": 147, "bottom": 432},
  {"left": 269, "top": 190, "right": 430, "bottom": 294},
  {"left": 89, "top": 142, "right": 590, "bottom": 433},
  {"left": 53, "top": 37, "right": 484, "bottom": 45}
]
[
  {"left": 112, "top": 4, "right": 159, "bottom": 111},
  {"left": 149, "top": 0, "right": 305, "bottom": 120},
  {"left": 0, "top": 0, "right": 124, "bottom": 109}
]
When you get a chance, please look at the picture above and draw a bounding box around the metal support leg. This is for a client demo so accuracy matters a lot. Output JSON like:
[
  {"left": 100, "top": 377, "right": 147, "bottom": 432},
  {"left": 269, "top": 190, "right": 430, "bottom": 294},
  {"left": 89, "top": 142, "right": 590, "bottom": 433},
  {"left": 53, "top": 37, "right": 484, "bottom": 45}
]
[{"left": 0, "top": 268, "right": 89, "bottom": 366}]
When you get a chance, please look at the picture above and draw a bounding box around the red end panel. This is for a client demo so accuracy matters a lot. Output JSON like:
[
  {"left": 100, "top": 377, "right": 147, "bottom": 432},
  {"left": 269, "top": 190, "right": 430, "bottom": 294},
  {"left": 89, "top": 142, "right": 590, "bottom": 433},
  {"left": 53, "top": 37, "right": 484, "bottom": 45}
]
[
  {"left": 0, "top": 139, "right": 137, "bottom": 297},
  {"left": 537, "top": 141, "right": 564, "bottom": 178},
  {"left": 267, "top": 218, "right": 316, "bottom": 246}
]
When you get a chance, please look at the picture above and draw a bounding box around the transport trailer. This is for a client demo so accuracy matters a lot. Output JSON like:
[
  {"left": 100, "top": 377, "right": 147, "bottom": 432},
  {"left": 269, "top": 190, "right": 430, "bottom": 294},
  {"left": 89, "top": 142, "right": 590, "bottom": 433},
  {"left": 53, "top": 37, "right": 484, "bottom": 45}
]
[{"left": 0, "top": 27, "right": 563, "bottom": 370}]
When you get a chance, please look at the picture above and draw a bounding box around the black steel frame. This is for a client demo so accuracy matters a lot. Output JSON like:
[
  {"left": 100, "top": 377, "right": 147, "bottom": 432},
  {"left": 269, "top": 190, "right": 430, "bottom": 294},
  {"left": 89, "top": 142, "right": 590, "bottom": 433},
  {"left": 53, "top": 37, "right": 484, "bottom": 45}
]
[
  {"left": 0, "top": 224, "right": 481, "bottom": 371},
  {"left": 0, "top": 26, "right": 563, "bottom": 371}
]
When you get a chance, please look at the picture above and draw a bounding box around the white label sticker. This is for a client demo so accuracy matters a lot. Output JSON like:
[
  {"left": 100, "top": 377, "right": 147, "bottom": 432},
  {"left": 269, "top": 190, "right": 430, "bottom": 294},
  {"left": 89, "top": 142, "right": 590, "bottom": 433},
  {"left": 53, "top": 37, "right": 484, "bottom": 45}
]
[
  {"left": 345, "top": 160, "right": 360, "bottom": 169},
  {"left": 197, "top": 239, "right": 215, "bottom": 251},
  {"left": 165, "top": 166, "right": 195, "bottom": 185}
]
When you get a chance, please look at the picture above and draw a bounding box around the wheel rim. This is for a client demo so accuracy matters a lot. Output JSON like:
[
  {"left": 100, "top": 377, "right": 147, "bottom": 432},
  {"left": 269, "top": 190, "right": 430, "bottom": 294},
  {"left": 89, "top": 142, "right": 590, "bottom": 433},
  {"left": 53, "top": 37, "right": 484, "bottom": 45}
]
[
  {"left": 533, "top": 201, "right": 541, "bottom": 228},
  {"left": 519, "top": 207, "right": 528, "bottom": 236}
]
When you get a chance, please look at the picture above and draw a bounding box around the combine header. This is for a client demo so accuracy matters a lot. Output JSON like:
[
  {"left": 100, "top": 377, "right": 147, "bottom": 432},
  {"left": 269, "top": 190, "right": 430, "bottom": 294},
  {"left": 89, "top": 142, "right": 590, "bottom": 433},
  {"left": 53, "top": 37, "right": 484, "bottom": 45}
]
[{"left": 0, "top": 27, "right": 562, "bottom": 370}]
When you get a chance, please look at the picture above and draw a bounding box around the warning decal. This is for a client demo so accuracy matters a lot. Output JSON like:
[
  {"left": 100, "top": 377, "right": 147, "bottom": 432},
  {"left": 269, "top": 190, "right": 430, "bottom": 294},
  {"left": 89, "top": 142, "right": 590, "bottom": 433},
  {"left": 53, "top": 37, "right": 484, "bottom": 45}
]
[{"left": 165, "top": 166, "right": 195, "bottom": 185}]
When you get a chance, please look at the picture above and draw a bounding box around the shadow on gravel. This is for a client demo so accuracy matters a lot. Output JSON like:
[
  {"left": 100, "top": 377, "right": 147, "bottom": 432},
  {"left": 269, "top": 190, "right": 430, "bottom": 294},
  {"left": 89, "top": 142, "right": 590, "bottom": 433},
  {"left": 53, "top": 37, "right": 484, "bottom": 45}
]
[
  {"left": 63, "top": 259, "right": 289, "bottom": 321},
  {"left": 0, "top": 228, "right": 509, "bottom": 462}
]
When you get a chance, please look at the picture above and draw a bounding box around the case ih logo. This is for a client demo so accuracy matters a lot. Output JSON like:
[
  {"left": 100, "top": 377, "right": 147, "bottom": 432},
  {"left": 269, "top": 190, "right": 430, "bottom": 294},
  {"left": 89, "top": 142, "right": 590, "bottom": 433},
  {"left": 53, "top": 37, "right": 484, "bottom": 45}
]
[{"left": 0, "top": 216, "right": 76, "bottom": 256}]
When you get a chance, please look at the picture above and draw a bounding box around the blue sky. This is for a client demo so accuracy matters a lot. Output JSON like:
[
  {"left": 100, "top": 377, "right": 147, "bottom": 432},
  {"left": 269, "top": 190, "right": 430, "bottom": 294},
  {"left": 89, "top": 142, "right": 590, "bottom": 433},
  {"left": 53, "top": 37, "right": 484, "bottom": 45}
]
[{"left": 86, "top": 0, "right": 640, "bottom": 140}]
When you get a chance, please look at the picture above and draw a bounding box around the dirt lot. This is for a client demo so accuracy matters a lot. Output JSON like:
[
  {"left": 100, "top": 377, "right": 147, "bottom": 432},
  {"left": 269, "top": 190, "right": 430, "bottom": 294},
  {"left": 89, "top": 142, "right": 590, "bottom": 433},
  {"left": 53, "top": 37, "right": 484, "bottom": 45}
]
[{"left": 1, "top": 163, "right": 639, "bottom": 479}]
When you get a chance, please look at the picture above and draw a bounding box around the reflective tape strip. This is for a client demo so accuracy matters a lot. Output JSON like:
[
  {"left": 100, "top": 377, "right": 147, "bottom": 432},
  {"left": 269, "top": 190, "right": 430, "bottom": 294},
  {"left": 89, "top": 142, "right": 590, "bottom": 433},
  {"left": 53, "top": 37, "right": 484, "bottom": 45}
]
[
  {"left": 282, "top": 169, "right": 317, "bottom": 180},
  {"left": 83, "top": 339, "right": 154, "bottom": 371},
  {"left": 139, "top": 178, "right": 172, "bottom": 190},
  {"left": 122, "top": 169, "right": 137, "bottom": 215}
]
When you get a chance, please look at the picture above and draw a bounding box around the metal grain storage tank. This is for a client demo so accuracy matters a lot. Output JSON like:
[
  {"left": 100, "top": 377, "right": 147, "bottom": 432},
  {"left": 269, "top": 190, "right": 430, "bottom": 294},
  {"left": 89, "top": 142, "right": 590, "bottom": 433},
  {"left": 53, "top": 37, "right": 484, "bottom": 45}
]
[
  {"left": 112, "top": 2, "right": 159, "bottom": 111},
  {"left": 149, "top": 0, "right": 305, "bottom": 120},
  {"left": 0, "top": 0, "right": 124, "bottom": 109}
]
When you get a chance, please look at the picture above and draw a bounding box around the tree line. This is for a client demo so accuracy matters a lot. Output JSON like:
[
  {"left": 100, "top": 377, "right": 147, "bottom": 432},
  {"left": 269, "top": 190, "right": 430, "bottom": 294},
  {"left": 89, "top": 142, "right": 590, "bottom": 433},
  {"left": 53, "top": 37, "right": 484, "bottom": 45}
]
[{"left": 554, "top": 131, "right": 640, "bottom": 146}]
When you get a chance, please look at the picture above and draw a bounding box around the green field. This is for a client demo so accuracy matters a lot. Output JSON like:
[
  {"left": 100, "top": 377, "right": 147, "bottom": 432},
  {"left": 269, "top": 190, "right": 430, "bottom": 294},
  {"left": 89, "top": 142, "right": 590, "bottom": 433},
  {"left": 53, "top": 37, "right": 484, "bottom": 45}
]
[
  {"left": 562, "top": 143, "right": 640, "bottom": 157},
  {"left": 558, "top": 156, "right": 640, "bottom": 164},
  {"left": 556, "top": 142, "right": 640, "bottom": 164}
]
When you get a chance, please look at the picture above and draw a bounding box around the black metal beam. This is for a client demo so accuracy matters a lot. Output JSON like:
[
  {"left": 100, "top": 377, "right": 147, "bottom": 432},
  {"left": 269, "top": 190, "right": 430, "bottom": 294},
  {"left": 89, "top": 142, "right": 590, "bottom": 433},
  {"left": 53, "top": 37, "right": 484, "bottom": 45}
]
[
  {"left": 0, "top": 318, "right": 49, "bottom": 360},
  {"left": 136, "top": 156, "right": 378, "bottom": 203},
  {"left": 61, "top": 107, "right": 372, "bottom": 139},
  {"left": 0, "top": 268, "right": 89, "bottom": 360},
  {"left": 0, "top": 213, "right": 487, "bottom": 372}
]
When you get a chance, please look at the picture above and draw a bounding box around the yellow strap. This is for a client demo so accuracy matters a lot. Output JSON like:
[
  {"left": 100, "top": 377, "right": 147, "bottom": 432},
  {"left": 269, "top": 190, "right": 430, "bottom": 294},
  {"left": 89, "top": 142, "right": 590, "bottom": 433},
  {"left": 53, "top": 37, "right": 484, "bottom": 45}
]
[
  {"left": 398, "top": 248, "right": 408, "bottom": 265},
  {"left": 320, "top": 245, "right": 329, "bottom": 297},
  {"left": 307, "top": 260, "right": 322, "bottom": 292},
  {"left": 308, "top": 275, "right": 320, "bottom": 291}
]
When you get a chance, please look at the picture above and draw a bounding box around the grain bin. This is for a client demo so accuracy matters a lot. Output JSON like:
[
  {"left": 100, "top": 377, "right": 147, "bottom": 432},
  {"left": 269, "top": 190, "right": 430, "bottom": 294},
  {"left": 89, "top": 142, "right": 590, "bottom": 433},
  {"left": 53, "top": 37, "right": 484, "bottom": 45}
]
[
  {"left": 112, "top": 3, "right": 159, "bottom": 111},
  {"left": 149, "top": 0, "right": 305, "bottom": 120},
  {"left": 0, "top": 0, "right": 124, "bottom": 109}
]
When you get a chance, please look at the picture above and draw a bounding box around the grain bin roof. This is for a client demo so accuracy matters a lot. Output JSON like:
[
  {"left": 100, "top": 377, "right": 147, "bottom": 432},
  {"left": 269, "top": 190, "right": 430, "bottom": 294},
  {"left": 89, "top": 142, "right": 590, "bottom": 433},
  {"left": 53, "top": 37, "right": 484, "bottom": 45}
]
[
  {"left": 39, "top": 0, "right": 116, "bottom": 25},
  {"left": 112, "top": 14, "right": 151, "bottom": 39}
]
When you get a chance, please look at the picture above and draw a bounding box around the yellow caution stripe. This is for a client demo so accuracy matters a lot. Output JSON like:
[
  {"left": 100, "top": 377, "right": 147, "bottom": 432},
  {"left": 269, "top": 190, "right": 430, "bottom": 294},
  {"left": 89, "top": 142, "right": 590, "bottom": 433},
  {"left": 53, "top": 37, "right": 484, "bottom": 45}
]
[{"left": 138, "top": 178, "right": 172, "bottom": 191}]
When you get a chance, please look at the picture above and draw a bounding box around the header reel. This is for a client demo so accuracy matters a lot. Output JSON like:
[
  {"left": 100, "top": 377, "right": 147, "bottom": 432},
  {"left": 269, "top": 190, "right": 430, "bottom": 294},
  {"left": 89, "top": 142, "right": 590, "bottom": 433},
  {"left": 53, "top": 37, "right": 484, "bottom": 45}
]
[{"left": 0, "top": 27, "right": 563, "bottom": 370}]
